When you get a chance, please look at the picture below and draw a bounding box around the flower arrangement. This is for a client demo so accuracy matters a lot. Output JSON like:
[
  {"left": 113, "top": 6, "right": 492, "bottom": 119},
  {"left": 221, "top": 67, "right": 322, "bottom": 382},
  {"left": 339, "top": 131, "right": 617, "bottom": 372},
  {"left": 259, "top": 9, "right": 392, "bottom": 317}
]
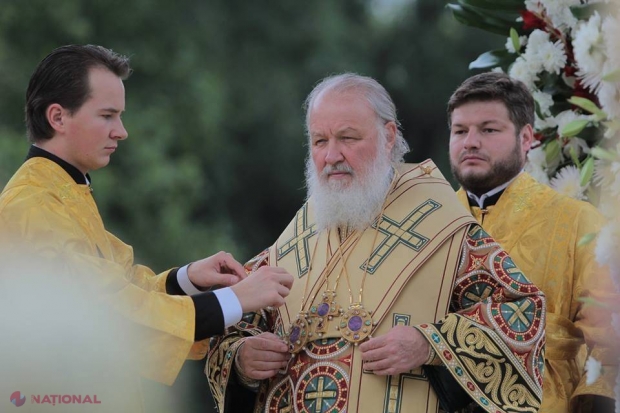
[{"left": 449, "top": 0, "right": 620, "bottom": 410}]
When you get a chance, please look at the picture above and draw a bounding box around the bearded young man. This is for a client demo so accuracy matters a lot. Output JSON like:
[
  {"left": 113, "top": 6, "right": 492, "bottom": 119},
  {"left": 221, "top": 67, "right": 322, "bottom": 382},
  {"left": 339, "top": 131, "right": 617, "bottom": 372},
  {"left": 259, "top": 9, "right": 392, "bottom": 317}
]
[
  {"left": 448, "top": 72, "right": 618, "bottom": 413},
  {"left": 207, "top": 73, "right": 546, "bottom": 413}
]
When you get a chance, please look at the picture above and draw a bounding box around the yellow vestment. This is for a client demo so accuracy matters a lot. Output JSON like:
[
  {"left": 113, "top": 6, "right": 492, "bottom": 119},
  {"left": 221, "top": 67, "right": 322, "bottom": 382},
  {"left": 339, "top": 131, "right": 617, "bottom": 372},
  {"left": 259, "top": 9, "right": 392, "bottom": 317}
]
[
  {"left": 0, "top": 157, "right": 208, "bottom": 409},
  {"left": 208, "top": 162, "right": 546, "bottom": 413},
  {"left": 457, "top": 172, "right": 618, "bottom": 412}
]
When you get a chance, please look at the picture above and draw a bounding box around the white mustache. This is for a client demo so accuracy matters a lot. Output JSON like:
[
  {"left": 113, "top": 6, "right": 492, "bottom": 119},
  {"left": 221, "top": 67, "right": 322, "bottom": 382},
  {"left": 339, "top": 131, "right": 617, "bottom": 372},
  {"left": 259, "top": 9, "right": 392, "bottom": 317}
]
[{"left": 320, "top": 163, "right": 354, "bottom": 178}]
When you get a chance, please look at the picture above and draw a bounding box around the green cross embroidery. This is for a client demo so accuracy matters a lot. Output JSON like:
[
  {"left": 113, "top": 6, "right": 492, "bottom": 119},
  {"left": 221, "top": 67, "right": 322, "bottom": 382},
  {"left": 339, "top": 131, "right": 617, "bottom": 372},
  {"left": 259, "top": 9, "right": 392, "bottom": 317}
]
[
  {"left": 278, "top": 204, "right": 317, "bottom": 277},
  {"left": 362, "top": 200, "right": 441, "bottom": 274}
]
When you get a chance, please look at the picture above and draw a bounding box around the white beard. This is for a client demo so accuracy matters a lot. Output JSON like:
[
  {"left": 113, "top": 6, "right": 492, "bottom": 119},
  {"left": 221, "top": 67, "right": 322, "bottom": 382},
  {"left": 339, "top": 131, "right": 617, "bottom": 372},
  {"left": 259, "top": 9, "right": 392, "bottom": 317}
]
[{"left": 305, "top": 146, "right": 393, "bottom": 233}]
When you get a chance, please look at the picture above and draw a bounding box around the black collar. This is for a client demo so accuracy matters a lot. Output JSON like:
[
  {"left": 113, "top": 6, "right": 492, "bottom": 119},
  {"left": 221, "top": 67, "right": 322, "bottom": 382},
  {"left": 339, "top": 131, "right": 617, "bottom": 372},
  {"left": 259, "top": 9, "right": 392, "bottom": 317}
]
[
  {"left": 26, "top": 145, "right": 91, "bottom": 185},
  {"left": 467, "top": 190, "right": 505, "bottom": 209}
]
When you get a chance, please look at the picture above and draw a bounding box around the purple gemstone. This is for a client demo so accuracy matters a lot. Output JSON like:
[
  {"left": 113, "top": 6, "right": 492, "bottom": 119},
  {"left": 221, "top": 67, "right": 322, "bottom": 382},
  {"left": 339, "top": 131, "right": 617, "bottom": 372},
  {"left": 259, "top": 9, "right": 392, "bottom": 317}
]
[
  {"left": 289, "top": 326, "right": 301, "bottom": 343},
  {"left": 317, "top": 303, "right": 330, "bottom": 317},
  {"left": 348, "top": 316, "right": 363, "bottom": 332}
]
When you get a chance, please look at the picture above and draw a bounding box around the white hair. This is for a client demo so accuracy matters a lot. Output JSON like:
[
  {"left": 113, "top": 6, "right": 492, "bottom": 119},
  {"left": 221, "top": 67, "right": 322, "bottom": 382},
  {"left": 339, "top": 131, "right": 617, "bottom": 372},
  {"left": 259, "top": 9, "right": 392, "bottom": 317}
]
[{"left": 304, "top": 72, "right": 409, "bottom": 164}]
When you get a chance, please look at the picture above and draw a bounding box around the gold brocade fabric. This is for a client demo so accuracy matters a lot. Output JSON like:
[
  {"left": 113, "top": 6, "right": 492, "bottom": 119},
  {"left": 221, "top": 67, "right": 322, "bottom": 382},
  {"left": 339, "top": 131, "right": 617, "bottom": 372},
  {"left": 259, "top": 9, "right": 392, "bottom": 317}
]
[
  {"left": 0, "top": 158, "right": 203, "bottom": 409},
  {"left": 207, "top": 161, "right": 546, "bottom": 413},
  {"left": 456, "top": 172, "right": 619, "bottom": 412}
]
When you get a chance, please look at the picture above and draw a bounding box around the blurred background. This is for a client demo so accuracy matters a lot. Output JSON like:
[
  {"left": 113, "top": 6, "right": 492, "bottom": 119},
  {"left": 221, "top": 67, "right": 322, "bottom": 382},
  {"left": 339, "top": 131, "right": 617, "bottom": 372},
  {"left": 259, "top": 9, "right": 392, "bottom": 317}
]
[{"left": 0, "top": 0, "right": 503, "bottom": 411}]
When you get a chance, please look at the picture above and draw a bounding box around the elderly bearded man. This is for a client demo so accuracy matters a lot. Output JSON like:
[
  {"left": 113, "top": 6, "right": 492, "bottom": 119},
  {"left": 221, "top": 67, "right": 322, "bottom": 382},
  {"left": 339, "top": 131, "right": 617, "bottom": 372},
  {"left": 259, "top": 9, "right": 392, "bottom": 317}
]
[
  {"left": 448, "top": 72, "right": 618, "bottom": 413},
  {"left": 207, "top": 73, "right": 546, "bottom": 413}
]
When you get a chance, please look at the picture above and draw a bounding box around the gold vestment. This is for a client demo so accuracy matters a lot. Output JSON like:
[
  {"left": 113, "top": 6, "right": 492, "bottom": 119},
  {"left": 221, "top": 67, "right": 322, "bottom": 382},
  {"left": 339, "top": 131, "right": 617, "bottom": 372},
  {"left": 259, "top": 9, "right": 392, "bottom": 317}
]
[
  {"left": 0, "top": 158, "right": 208, "bottom": 410},
  {"left": 208, "top": 162, "right": 546, "bottom": 413},
  {"left": 457, "top": 172, "right": 618, "bottom": 412}
]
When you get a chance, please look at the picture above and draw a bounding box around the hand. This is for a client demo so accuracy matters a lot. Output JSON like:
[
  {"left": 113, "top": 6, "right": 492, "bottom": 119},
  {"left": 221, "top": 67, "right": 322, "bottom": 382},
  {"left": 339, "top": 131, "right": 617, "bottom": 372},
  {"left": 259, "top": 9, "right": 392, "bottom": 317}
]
[
  {"left": 187, "top": 251, "right": 247, "bottom": 289},
  {"left": 359, "top": 325, "right": 430, "bottom": 375},
  {"left": 231, "top": 266, "right": 294, "bottom": 312},
  {"left": 237, "top": 333, "right": 290, "bottom": 380}
]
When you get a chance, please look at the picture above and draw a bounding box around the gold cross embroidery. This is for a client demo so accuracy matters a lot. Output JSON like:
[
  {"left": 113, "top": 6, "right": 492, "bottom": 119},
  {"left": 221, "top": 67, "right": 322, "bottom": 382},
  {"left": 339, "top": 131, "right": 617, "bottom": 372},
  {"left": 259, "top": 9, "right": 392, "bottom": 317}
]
[{"left": 305, "top": 377, "right": 337, "bottom": 413}]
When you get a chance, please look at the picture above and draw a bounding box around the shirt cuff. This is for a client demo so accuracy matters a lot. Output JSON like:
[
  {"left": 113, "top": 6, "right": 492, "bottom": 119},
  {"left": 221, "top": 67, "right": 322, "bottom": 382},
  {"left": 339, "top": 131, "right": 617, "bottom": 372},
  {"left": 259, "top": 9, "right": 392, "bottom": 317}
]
[
  {"left": 213, "top": 287, "right": 243, "bottom": 328},
  {"left": 177, "top": 264, "right": 203, "bottom": 295}
]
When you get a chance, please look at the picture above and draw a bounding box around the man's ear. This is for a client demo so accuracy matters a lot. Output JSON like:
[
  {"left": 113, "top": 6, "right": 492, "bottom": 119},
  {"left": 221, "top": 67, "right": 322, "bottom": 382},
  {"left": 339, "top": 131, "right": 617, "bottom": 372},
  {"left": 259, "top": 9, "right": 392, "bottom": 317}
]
[
  {"left": 46, "top": 104, "right": 67, "bottom": 134},
  {"left": 520, "top": 124, "right": 534, "bottom": 153},
  {"left": 384, "top": 121, "right": 397, "bottom": 152}
]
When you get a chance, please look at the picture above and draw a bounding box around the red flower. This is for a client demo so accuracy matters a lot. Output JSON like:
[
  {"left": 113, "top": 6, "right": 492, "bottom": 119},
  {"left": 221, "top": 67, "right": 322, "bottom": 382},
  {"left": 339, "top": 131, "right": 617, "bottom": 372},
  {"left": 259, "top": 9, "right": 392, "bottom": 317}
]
[{"left": 521, "top": 10, "right": 546, "bottom": 31}]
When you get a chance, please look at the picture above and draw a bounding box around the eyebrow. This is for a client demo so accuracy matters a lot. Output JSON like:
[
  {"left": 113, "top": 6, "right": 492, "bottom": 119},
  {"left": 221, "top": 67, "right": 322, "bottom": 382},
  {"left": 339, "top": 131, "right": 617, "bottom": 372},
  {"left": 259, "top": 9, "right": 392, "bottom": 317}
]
[
  {"left": 99, "top": 108, "right": 123, "bottom": 113},
  {"left": 451, "top": 120, "right": 503, "bottom": 128}
]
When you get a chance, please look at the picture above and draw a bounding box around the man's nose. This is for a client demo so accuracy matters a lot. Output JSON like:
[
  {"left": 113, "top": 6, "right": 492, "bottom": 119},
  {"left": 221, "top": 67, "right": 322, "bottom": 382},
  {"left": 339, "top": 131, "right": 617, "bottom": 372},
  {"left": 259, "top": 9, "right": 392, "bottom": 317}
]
[
  {"left": 463, "top": 130, "right": 481, "bottom": 149},
  {"left": 112, "top": 120, "right": 128, "bottom": 140},
  {"left": 324, "top": 141, "right": 344, "bottom": 165}
]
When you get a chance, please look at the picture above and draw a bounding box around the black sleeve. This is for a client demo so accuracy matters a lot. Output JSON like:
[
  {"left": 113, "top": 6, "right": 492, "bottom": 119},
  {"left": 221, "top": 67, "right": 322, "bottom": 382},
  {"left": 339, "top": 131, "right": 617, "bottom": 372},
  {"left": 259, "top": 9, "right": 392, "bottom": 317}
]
[
  {"left": 165, "top": 268, "right": 185, "bottom": 295},
  {"left": 223, "top": 369, "right": 259, "bottom": 411},
  {"left": 423, "top": 365, "right": 477, "bottom": 412},
  {"left": 191, "top": 292, "right": 225, "bottom": 340}
]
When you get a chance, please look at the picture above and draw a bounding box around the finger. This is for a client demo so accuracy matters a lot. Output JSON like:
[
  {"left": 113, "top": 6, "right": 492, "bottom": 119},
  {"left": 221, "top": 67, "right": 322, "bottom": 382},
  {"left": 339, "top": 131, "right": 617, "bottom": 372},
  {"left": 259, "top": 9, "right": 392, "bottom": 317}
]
[
  {"left": 360, "top": 347, "right": 384, "bottom": 362},
  {"left": 359, "top": 335, "right": 385, "bottom": 352},
  {"left": 250, "top": 336, "right": 289, "bottom": 353},
  {"left": 245, "top": 349, "right": 290, "bottom": 363},
  {"left": 220, "top": 254, "right": 247, "bottom": 279},
  {"left": 275, "top": 272, "right": 294, "bottom": 289},
  {"left": 207, "top": 272, "right": 241, "bottom": 287},
  {"left": 363, "top": 357, "right": 391, "bottom": 372},
  {"left": 277, "top": 284, "right": 291, "bottom": 298}
]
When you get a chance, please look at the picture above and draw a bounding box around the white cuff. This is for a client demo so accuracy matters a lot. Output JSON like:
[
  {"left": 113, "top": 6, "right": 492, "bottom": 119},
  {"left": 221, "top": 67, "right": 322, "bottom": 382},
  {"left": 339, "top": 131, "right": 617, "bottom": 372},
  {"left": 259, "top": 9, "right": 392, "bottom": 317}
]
[
  {"left": 213, "top": 287, "right": 243, "bottom": 328},
  {"left": 177, "top": 264, "right": 203, "bottom": 296}
]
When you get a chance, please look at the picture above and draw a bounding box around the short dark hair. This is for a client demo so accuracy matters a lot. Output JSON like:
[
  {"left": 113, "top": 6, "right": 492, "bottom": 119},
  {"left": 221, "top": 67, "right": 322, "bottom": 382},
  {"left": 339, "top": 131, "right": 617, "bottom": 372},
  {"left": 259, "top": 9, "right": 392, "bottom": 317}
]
[
  {"left": 447, "top": 72, "right": 535, "bottom": 134},
  {"left": 25, "top": 44, "right": 132, "bottom": 143}
]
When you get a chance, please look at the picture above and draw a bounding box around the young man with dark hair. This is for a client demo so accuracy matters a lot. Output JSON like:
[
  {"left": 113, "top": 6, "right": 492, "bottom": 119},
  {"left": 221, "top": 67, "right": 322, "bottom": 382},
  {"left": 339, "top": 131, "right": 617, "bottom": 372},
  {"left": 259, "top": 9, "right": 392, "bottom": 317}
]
[
  {"left": 0, "top": 44, "right": 293, "bottom": 409},
  {"left": 448, "top": 72, "right": 617, "bottom": 412}
]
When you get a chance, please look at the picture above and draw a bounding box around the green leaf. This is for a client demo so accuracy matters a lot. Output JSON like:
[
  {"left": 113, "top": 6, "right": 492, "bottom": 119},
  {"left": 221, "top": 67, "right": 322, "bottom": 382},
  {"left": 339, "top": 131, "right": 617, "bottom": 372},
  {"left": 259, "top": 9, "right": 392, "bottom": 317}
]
[
  {"left": 602, "top": 69, "right": 620, "bottom": 82},
  {"left": 577, "top": 232, "right": 597, "bottom": 247},
  {"left": 469, "top": 49, "right": 516, "bottom": 69},
  {"left": 567, "top": 96, "right": 607, "bottom": 120},
  {"left": 580, "top": 156, "right": 594, "bottom": 187},
  {"left": 570, "top": 3, "right": 612, "bottom": 20},
  {"left": 510, "top": 27, "right": 520, "bottom": 53},
  {"left": 545, "top": 140, "right": 561, "bottom": 165},
  {"left": 447, "top": 3, "right": 518, "bottom": 36},
  {"left": 533, "top": 100, "right": 546, "bottom": 121},
  {"left": 561, "top": 119, "right": 590, "bottom": 137},
  {"left": 591, "top": 146, "right": 619, "bottom": 162},
  {"left": 457, "top": 0, "right": 524, "bottom": 12},
  {"left": 569, "top": 146, "right": 581, "bottom": 168}
]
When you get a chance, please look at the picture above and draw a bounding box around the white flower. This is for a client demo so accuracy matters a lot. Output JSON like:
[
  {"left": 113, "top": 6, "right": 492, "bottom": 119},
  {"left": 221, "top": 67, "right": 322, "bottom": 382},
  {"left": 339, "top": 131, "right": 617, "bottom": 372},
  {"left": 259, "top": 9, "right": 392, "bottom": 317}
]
[
  {"left": 597, "top": 82, "right": 620, "bottom": 121},
  {"left": 533, "top": 90, "right": 555, "bottom": 116},
  {"left": 549, "top": 165, "right": 587, "bottom": 199},
  {"left": 573, "top": 12, "right": 606, "bottom": 92},
  {"left": 505, "top": 35, "right": 528, "bottom": 54},
  {"left": 602, "top": 15, "right": 620, "bottom": 79},
  {"left": 597, "top": 191, "right": 620, "bottom": 221},
  {"left": 585, "top": 356, "right": 603, "bottom": 385},
  {"left": 491, "top": 67, "right": 504, "bottom": 74},
  {"left": 528, "top": 146, "right": 548, "bottom": 168},
  {"left": 539, "top": 39, "right": 567, "bottom": 74},
  {"left": 563, "top": 137, "right": 591, "bottom": 158},
  {"left": 540, "top": 0, "right": 581, "bottom": 30},
  {"left": 509, "top": 57, "right": 539, "bottom": 90},
  {"left": 525, "top": 0, "right": 544, "bottom": 13},
  {"left": 593, "top": 159, "right": 620, "bottom": 189},
  {"left": 526, "top": 164, "right": 551, "bottom": 185},
  {"left": 595, "top": 221, "right": 620, "bottom": 290}
]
